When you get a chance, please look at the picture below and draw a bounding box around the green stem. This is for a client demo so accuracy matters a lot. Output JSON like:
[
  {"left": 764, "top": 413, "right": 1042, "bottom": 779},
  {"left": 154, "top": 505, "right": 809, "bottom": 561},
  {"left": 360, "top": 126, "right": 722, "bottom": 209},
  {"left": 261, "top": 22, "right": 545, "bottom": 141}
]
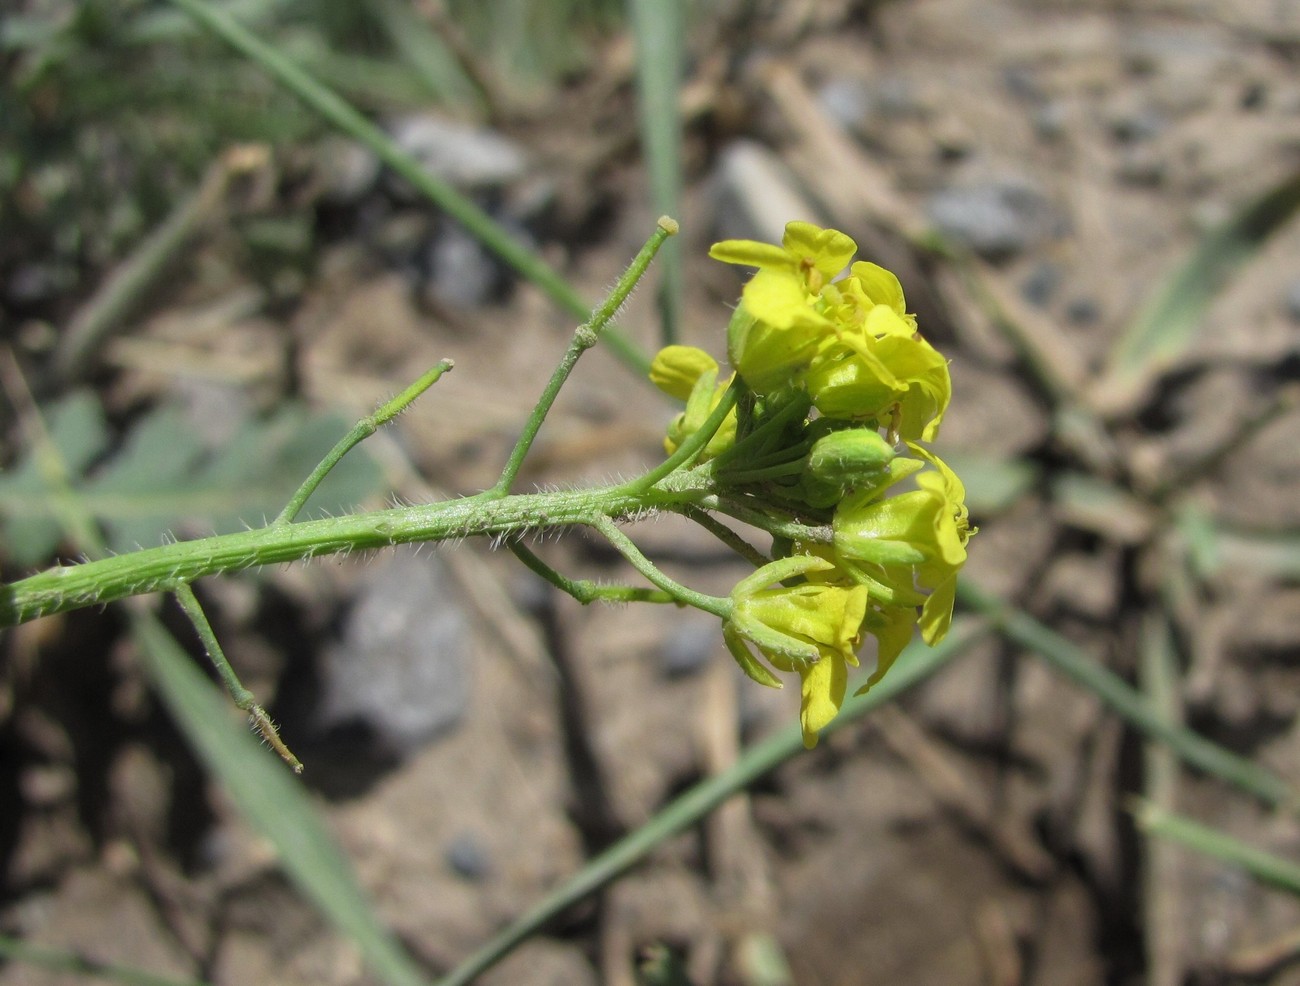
[
  {"left": 433, "top": 619, "right": 986, "bottom": 986},
  {"left": 277, "top": 359, "right": 453, "bottom": 524},
  {"left": 612, "top": 380, "right": 740, "bottom": 497},
  {"left": 717, "top": 461, "right": 807, "bottom": 484},
  {"left": 507, "top": 539, "right": 675, "bottom": 605},
  {"left": 491, "top": 219, "right": 677, "bottom": 497},
  {"left": 957, "top": 580, "right": 1300, "bottom": 809},
  {"left": 1131, "top": 800, "right": 1300, "bottom": 896},
  {"left": 161, "top": 0, "right": 651, "bottom": 377},
  {"left": 704, "top": 495, "right": 833, "bottom": 545},
  {"left": 590, "top": 516, "right": 729, "bottom": 618},
  {"left": 172, "top": 584, "right": 302, "bottom": 773},
  {"left": 670, "top": 504, "right": 770, "bottom": 569},
  {"left": 1, "top": 480, "right": 713, "bottom": 627}
]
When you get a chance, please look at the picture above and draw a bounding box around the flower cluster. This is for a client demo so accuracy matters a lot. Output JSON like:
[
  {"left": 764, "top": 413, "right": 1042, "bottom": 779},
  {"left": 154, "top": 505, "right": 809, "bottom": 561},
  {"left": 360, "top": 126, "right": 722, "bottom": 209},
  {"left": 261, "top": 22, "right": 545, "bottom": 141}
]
[{"left": 651, "top": 222, "right": 974, "bottom": 747}]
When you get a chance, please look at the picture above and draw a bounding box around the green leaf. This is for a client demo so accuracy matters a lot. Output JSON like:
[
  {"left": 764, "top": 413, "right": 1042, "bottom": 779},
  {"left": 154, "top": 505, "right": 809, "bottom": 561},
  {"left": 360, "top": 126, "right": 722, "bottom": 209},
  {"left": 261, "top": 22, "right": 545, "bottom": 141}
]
[
  {"left": 370, "top": 0, "right": 480, "bottom": 106},
  {"left": 0, "top": 392, "right": 110, "bottom": 565},
  {"left": 0, "top": 399, "right": 383, "bottom": 563},
  {"left": 1179, "top": 508, "right": 1300, "bottom": 583}
]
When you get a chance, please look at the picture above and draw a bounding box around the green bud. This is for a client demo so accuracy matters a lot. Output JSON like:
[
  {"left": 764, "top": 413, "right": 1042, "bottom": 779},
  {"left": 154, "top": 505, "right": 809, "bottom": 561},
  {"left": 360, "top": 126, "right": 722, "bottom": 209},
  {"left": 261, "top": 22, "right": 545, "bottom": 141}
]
[{"left": 805, "top": 429, "right": 896, "bottom": 487}]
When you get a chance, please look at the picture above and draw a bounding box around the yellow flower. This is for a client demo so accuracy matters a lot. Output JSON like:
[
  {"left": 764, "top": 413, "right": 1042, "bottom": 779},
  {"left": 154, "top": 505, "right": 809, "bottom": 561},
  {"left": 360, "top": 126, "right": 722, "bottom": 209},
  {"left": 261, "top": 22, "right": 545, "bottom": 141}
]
[
  {"left": 723, "top": 555, "right": 868, "bottom": 748},
  {"left": 710, "top": 222, "right": 857, "bottom": 396},
  {"left": 807, "top": 276, "right": 951, "bottom": 440},
  {"left": 710, "top": 221, "right": 857, "bottom": 297},
  {"left": 724, "top": 303, "right": 827, "bottom": 397},
  {"left": 648, "top": 345, "right": 737, "bottom": 459},
  {"left": 909, "top": 444, "right": 975, "bottom": 644},
  {"left": 830, "top": 445, "right": 973, "bottom": 643},
  {"left": 856, "top": 604, "right": 917, "bottom": 694},
  {"left": 840, "top": 260, "right": 916, "bottom": 331}
]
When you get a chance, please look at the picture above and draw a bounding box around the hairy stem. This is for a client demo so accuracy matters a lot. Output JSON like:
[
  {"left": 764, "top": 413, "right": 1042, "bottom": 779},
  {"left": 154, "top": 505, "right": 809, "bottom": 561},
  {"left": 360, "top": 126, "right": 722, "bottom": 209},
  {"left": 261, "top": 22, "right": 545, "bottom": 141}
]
[
  {"left": 491, "top": 218, "right": 677, "bottom": 497},
  {"left": 1, "top": 478, "right": 713, "bottom": 627},
  {"left": 277, "top": 359, "right": 454, "bottom": 524},
  {"left": 590, "top": 516, "right": 730, "bottom": 618}
]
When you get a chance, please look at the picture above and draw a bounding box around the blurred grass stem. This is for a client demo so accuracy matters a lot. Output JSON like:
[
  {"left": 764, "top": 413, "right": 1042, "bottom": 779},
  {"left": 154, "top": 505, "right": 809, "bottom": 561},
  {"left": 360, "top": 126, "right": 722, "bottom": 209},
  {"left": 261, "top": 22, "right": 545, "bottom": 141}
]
[{"left": 162, "top": 0, "right": 652, "bottom": 376}]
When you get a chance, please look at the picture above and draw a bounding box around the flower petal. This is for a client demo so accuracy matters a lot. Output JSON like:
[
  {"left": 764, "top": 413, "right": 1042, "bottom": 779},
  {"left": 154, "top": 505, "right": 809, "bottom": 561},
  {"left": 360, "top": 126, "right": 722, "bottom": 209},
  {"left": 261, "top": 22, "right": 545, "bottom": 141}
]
[{"left": 649, "top": 345, "right": 719, "bottom": 401}]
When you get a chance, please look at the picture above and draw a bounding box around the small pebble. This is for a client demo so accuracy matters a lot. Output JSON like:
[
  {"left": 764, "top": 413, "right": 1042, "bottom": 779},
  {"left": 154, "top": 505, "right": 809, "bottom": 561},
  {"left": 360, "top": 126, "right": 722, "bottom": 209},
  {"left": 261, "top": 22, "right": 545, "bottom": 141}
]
[
  {"left": 816, "top": 77, "right": 873, "bottom": 135},
  {"left": 1031, "top": 101, "right": 1068, "bottom": 143},
  {"left": 315, "top": 137, "right": 381, "bottom": 204},
  {"left": 925, "top": 179, "right": 1060, "bottom": 259},
  {"left": 445, "top": 832, "right": 492, "bottom": 881},
  {"left": 1115, "top": 147, "right": 1166, "bottom": 187},
  {"left": 1065, "top": 297, "right": 1101, "bottom": 326},
  {"left": 1239, "top": 82, "right": 1267, "bottom": 111},
  {"left": 1108, "top": 107, "right": 1166, "bottom": 144},
  {"left": 875, "top": 75, "right": 917, "bottom": 117},
  {"left": 386, "top": 114, "right": 528, "bottom": 194},
  {"left": 424, "top": 220, "right": 504, "bottom": 309},
  {"left": 1002, "top": 65, "right": 1043, "bottom": 102},
  {"left": 1020, "top": 261, "right": 1062, "bottom": 308}
]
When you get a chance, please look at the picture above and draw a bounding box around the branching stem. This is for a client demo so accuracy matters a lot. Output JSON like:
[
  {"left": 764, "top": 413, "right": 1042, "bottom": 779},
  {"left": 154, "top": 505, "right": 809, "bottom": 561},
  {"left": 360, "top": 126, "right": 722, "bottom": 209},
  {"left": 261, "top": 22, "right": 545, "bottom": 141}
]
[
  {"left": 589, "top": 516, "right": 730, "bottom": 618},
  {"left": 507, "top": 539, "right": 676, "bottom": 605},
  {"left": 491, "top": 218, "right": 677, "bottom": 497},
  {"left": 276, "top": 359, "right": 453, "bottom": 525},
  {"left": 1, "top": 476, "right": 716, "bottom": 627}
]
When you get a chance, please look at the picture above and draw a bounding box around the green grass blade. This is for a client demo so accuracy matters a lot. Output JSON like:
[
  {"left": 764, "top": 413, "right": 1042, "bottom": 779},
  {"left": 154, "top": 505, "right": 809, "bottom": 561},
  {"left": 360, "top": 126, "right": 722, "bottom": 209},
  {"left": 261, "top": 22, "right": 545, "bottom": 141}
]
[
  {"left": 1133, "top": 800, "right": 1300, "bottom": 896},
  {"left": 434, "top": 619, "right": 987, "bottom": 986},
  {"left": 0, "top": 934, "right": 208, "bottom": 986},
  {"left": 957, "top": 580, "right": 1299, "bottom": 809},
  {"left": 129, "top": 610, "right": 428, "bottom": 986},
  {"left": 1101, "top": 170, "right": 1300, "bottom": 402},
  {"left": 1, "top": 360, "right": 422, "bottom": 984},
  {"left": 161, "top": 0, "right": 652, "bottom": 377},
  {"left": 369, "top": 0, "right": 480, "bottom": 107},
  {"left": 627, "top": 0, "right": 684, "bottom": 345}
]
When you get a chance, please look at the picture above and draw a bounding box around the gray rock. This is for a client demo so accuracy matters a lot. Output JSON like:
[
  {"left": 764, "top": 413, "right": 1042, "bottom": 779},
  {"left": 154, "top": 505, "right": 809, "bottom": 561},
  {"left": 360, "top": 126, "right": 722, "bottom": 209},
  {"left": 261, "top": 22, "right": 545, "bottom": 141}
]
[
  {"left": 711, "top": 141, "right": 823, "bottom": 248},
  {"left": 816, "top": 77, "right": 874, "bottom": 135},
  {"left": 875, "top": 74, "right": 918, "bottom": 117},
  {"left": 314, "top": 136, "right": 382, "bottom": 204},
  {"left": 1031, "top": 101, "right": 1068, "bottom": 143},
  {"left": 1114, "top": 147, "right": 1166, "bottom": 187},
  {"left": 659, "top": 613, "right": 717, "bottom": 678},
  {"left": 1107, "top": 105, "right": 1167, "bottom": 144},
  {"left": 1065, "top": 296, "right": 1101, "bottom": 326},
  {"left": 317, "top": 550, "right": 470, "bottom": 754},
  {"left": 925, "top": 179, "right": 1062, "bottom": 259},
  {"left": 1283, "top": 280, "right": 1300, "bottom": 323},
  {"left": 386, "top": 114, "right": 529, "bottom": 194},
  {"left": 1020, "top": 261, "right": 1062, "bottom": 308},
  {"left": 423, "top": 220, "right": 507, "bottom": 309}
]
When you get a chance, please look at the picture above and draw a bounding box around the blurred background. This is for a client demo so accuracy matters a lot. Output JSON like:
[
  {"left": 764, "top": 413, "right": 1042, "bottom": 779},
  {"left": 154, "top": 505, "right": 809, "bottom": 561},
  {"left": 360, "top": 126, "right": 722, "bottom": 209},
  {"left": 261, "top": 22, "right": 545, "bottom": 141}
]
[{"left": 2, "top": 0, "right": 1300, "bottom": 983}]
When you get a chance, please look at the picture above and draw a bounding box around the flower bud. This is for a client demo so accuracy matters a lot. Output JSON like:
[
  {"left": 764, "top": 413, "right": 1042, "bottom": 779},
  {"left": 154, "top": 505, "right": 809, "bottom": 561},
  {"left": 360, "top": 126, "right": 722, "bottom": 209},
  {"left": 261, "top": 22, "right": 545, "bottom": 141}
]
[{"left": 805, "top": 428, "right": 896, "bottom": 487}]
